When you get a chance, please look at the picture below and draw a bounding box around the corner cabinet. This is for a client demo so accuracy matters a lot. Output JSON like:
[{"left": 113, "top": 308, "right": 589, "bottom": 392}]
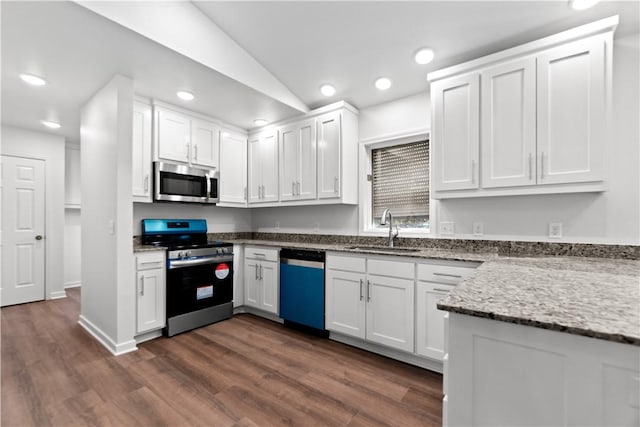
[
  {"left": 219, "top": 129, "right": 248, "bottom": 206},
  {"left": 132, "top": 99, "right": 153, "bottom": 202},
  {"left": 429, "top": 17, "right": 616, "bottom": 199},
  {"left": 135, "top": 251, "right": 166, "bottom": 334},
  {"left": 154, "top": 104, "right": 220, "bottom": 169},
  {"left": 248, "top": 101, "right": 359, "bottom": 207}
]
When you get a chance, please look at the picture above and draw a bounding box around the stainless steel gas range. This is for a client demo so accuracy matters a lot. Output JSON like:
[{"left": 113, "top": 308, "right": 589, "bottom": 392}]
[{"left": 141, "top": 219, "right": 233, "bottom": 336}]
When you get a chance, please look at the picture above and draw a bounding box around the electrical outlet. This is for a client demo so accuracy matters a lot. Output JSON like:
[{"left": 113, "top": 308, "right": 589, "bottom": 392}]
[
  {"left": 275, "top": 221, "right": 280, "bottom": 230},
  {"left": 549, "top": 222, "right": 563, "bottom": 238},
  {"left": 439, "top": 221, "right": 455, "bottom": 235},
  {"left": 473, "top": 222, "right": 484, "bottom": 236}
]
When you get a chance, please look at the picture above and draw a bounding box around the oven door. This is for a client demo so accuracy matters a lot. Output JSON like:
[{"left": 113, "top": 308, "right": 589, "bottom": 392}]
[
  {"left": 166, "top": 258, "right": 233, "bottom": 318},
  {"left": 154, "top": 162, "right": 218, "bottom": 204}
]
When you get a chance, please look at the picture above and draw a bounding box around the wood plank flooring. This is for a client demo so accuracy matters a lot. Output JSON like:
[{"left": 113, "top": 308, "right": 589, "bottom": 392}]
[{"left": 1, "top": 288, "right": 443, "bottom": 426}]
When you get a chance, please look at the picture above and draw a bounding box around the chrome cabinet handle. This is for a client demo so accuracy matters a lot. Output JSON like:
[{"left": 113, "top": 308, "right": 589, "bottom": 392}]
[
  {"left": 244, "top": 186, "right": 247, "bottom": 201},
  {"left": 359, "top": 279, "right": 363, "bottom": 301},
  {"left": 334, "top": 176, "right": 339, "bottom": 194},
  {"left": 144, "top": 174, "right": 149, "bottom": 192},
  {"left": 433, "top": 287, "right": 452, "bottom": 293},
  {"left": 433, "top": 272, "right": 463, "bottom": 279},
  {"left": 297, "top": 182, "right": 300, "bottom": 196},
  {"left": 292, "top": 181, "right": 296, "bottom": 196},
  {"left": 193, "top": 144, "right": 198, "bottom": 161},
  {"left": 367, "top": 280, "right": 372, "bottom": 302},
  {"left": 540, "top": 152, "right": 545, "bottom": 180},
  {"left": 140, "top": 276, "right": 145, "bottom": 296},
  {"left": 185, "top": 143, "right": 190, "bottom": 160},
  {"left": 253, "top": 253, "right": 266, "bottom": 257},
  {"left": 528, "top": 153, "right": 533, "bottom": 181},
  {"left": 255, "top": 264, "right": 259, "bottom": 280},
  {"left": 259, "top": 264, "right": 263, "bottom": 280}
]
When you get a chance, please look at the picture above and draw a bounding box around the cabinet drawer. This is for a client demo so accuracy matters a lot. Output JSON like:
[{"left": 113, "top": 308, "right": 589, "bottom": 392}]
[
  {"left": 367, "top": 258, "right": 414, "bottom": 279},
  {"left": 136, "top": 251, "right": 166, "bottom": 271},
  {"left": 326, "top": 253, "right": 366, "bottom": 273},
  {"left": 417, "top": 262, "right": 478, "bottom": 285},
  {"left": 245, "top": 246, "right": 279, "bottom": 262}
]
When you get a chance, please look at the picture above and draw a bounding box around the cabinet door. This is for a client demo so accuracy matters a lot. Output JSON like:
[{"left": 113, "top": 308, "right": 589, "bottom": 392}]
[
  {"left": 317, "top": 111, "right": 341, "bottom": 199},
  {"left": 279, "top": 123, "right": 299, "bottom": 201},
  {"left": 191, "top": 118, "right": 220, "bottom": 168},
  {"left": 247, "top": 135, "right": 263, "bottom": 203},
  {"left": 481, "top": 58, "right": 536, "bottom": 188},
  {"left": 157, "top": 108, "right": 190, "bottom": 163},
  {"left": 431, "top": 73, "right": 480, "bottom": 191},
  {"left": 260, "top": 261, "right": 279, "bottom": 314},
  {"left": 260, "top": 131, "right": 279, "bottom": 202},
  {"left": 244, "top": 259, "right": 260, "bottom": 308},
  {"left": 219, "top": 130, "right": 248, "bottom": 204},
  {"left": 365, "top": 274, "right": 414, "bottom": 352},
  {"left": 325, "top": 269, "right": 366, "bottom": 339},
  {"left": 136, "top": 268, "right": 166, "bottom": 333},
  {"left": 132, "top": 101, "right": 153, "bottom": 202},
  {"left": 537, "top": 36, "right": 606, "bottom": 184},
  {"left": 416, "top": 282, "right": 453, "bottom": 360}
]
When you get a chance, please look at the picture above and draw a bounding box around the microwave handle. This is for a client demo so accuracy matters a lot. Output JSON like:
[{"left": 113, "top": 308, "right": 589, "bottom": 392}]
[{"left": 206, "top": 174, "right": 212, "bottom": 198}]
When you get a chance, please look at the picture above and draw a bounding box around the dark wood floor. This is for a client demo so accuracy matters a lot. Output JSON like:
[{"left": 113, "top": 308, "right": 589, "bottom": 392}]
[{"left": 2, "top": 288, "right": 443, "bottom": 426}]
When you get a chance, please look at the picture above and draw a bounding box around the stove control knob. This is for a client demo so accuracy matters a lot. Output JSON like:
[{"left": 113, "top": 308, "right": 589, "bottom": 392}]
[
  {"left": 185, "top": 250, "right": 192, "bottom": 257},
  {"left": 176, "top": 251, "right": 184, "bottom": 258},
  {"left": 217, "top": 248, "right": 224, "bottom": 254}
]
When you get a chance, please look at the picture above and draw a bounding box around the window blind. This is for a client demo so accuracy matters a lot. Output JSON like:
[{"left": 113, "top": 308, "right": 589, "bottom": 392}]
[{"left": 372, "top": 140, "right": 429, "bottom": 219}]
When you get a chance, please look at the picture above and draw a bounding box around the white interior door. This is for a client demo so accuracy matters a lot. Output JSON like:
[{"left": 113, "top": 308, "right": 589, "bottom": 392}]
[{"left": 1, "top": 155, "right": 46, "bottom": 306}]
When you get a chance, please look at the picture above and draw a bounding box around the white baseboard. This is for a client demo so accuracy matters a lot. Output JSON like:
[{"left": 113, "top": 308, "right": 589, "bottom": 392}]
[
  {"left": 49, "top": 290, "right": 67, "bottom": 300},
  {"left": 233, "top": 305, "right": 283, "bottom": 323},
  {"left": 135, "top": 328, "right": 163, "bottom": 344},
  {"left": 78, "top": 315, "right": 137, "bottom": 356},
  {"left": 329, "top": 332, "right": 443, "bottom": 373},
  {"left": 64, "top": 281, "right": 82, "bottom": 289}
]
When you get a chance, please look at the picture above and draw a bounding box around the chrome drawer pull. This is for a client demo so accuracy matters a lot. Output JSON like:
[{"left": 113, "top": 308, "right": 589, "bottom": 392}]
[{"left": 433, "top": 272, "right": 463, "bottom": 279}]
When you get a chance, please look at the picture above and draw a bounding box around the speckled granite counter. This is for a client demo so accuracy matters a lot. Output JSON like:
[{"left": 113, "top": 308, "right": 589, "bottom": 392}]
[
  {"left": 229, "top": 238, "right": 640, "bottom": 346},
  {"left": 438, "top": 256, "right": 640, "bottom": 346},
  {"left": 134, "top": 244, "right": 167, "bottom": 253}
]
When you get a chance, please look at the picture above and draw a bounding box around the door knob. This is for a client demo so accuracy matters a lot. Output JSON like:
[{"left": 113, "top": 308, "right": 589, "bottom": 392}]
[{"left": 35, "top": 235, "right": 43, "bottom": 240}]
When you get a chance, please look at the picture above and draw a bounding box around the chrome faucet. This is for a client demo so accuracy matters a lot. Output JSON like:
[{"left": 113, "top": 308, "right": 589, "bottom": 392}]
[{"left": 380, "top": 209, "right": 399, "bottom": 247}]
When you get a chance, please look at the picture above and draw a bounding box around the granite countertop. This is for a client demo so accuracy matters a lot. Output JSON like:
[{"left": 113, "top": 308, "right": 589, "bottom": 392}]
[
  {"left": 134, "top": 244, "right": 168, "bottom": 252},
  {"left": 232, "top": 239, "right": 640, "bottom": 346},
  {"left": 438, "top": 256, "right": 640, "bottom": 346}
]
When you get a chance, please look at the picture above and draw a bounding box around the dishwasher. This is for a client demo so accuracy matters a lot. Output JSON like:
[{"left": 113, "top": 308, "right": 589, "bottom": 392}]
[{"left": 279, "top": 248, "right": 326, "bottom": 333}]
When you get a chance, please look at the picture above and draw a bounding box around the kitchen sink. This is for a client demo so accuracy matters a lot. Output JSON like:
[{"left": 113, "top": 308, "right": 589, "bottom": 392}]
[{"left": 346, "top": 245, "right": 421, "bottom": 253}]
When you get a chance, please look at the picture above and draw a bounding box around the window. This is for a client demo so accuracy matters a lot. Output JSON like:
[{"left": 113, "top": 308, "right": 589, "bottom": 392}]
[{"left": 371, "top": 140, "right": 429, "bottom": 230}]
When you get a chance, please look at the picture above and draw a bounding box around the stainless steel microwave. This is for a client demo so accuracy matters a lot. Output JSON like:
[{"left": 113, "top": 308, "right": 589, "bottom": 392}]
[{"left": 154, "top": 162, "right": 219, "bottom": 204}]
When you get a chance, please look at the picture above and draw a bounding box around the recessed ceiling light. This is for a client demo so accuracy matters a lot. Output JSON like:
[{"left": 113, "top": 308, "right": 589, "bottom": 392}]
[
  {"left": 569, "top": 0, "right": 600, "bottom": 10},
  {"left": 176, "top": 91, "right": 195, "bottom": 101},
  {"left": 254, "top": 119, "right": 269, "bottom": 126},
  {"left": 20, "top": 73, "right": 47, "bottom": 86},
  {"left": 41, "top": 120, "right": 61, "bottom": 129},
  {"left": 414, "top": 48, "right": 435, "bottom": 65},
  {"left": 375, "top": 77, "right": 392, "bottom": 91},
  {"left": 320, "top": 84, "right": 336, "bottom": 97}
]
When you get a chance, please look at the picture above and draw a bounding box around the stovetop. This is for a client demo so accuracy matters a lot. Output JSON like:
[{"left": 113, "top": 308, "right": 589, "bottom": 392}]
[{"left": 140, "top": 219, "right": 233, "bottom": 251}]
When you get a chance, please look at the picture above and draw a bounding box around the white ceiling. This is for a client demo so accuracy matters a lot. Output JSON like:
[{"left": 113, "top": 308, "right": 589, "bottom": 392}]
[{"left": 1, "top": 1, "right": 638, "bottom": 145}]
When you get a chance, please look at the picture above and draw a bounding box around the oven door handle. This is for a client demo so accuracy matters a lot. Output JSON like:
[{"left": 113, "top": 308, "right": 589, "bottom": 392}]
[{"left": 168, "top": 256, "right": 230, "bottom": 269}]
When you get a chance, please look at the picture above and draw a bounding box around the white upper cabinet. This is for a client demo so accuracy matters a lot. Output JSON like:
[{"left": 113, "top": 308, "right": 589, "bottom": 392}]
[
  {"left": 219, "top": 129, "right": 248, "bottom": 206},
  {"left": 190, "top": 118, "right": 220, "bottom": 169},
  {"left": 317, "top": 110, "right": 343, "bottom": 198},
  {"left": 157, "top": 107, "right": 190, "bottom": 163},
  {"left": 155, "top": 105, "right": 220, "bottom": 169},
  {"left": 132, "top": 100, "right": 153, "bottom": 202},
  {"left": 481, "top": 58, "right": 536, "bottom": 188},
  {"left": 431, "top": 74, "right": 480, "bottom": 191},
  {"left": 429, "top": 16, "right": 616, "bottom": 198},
  {"left": 248, "top": 129, "right": 278, "bottom": 203},
  {"left": 279, "top": 118, "right": 317, "bottom": 201},
  {"left": 536, "top": 36, "right": 606, "bottom": 185}
]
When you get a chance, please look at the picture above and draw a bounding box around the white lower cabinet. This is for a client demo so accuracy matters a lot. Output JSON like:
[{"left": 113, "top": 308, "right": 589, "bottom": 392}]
[
  {"left": 326, "top": 254, "right": 415, "bottom": 353},
  {"left": 416, "top": 282, "right": 454, "bottom": 360},
  {"left": 244, "top": 246, "right": 279, "bottom": 314},
  {"left": 135, "top": 251, "right": 166, "bottom": 334}
]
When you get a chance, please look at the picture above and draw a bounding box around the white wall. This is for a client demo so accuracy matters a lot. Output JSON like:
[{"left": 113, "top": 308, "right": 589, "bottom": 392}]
[
  {"left": 437, "top": 34, "right": 640, "bottom": 245},
  {"left": 133, "top": 203, "right": 252, "bottom": 235},
  {"left": 79, "top": 75, "right": 136, "bottom": 355},
  {"left": 1, "top": 126, "right": 66, "bottom": 299}
]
